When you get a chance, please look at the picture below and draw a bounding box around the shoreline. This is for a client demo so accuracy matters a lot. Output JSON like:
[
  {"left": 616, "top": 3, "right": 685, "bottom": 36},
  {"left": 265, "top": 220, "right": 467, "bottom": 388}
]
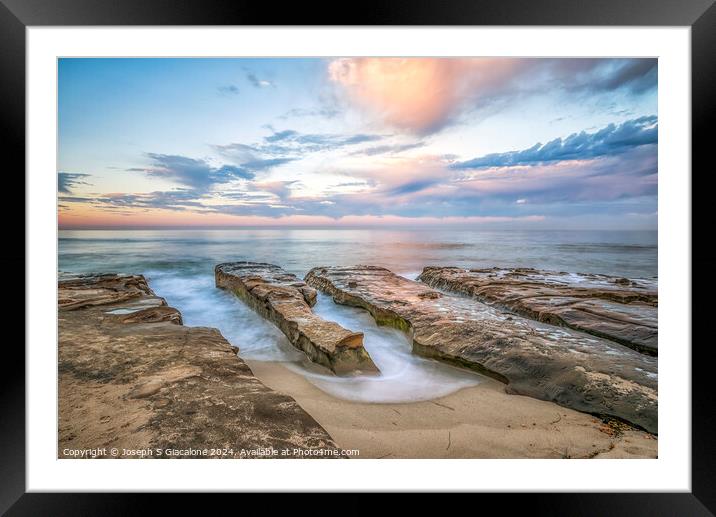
[
  {"left": 246, "top": 359, "right": 657, "bottom": 459},
  {"left": 57, "top": 271, "right": 658, "bottom": 460},
  {"left": 58, "top": 273, "right": 340, "bottom": 458}
]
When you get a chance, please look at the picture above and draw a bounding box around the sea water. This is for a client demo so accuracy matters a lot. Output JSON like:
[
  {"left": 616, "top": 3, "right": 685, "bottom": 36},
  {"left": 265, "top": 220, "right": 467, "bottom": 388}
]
[{"left": 58, "top": 228, "right": 657, "bottom": 402}]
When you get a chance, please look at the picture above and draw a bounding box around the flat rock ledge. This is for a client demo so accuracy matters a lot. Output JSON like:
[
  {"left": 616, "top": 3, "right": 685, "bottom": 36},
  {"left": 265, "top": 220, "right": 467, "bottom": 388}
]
[
  {"left": 419, "top": 267, "right": 657, "bottom": 356},
  {"left": 59, "top": 273, "right": 339, "bottom": 458},
  {"left": 215, "top": 262, "right": 378, "bottom": 376},
  {"left": 305, "top": 266, "right": 658, "bottom": 434}
]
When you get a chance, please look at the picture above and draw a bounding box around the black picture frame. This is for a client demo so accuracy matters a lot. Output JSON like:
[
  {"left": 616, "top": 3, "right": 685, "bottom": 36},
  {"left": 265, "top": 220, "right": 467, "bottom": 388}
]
[{"left": 4, "top": 0, "right": 713, "bottom": 513}]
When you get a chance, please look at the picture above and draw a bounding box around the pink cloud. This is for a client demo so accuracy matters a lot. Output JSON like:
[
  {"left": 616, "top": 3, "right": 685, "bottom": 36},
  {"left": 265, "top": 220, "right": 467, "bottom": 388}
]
[
  {"left": 327, "top": 58, "right": 657, "bottom": 136},
  {"left": 328, "top": 58, "right": 523, "bottom": 134},
  {"left": 339, "top": 154, "right": 449, "bottom": 191},
  {"left": 452, "top": 148, "right": 657, "bottom": 203}
]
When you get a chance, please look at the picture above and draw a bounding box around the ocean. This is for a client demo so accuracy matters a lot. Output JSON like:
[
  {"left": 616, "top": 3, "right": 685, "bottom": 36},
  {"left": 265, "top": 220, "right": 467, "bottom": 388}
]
[{"left": 58, "top": 228, "right": 657, "bottom": 403}]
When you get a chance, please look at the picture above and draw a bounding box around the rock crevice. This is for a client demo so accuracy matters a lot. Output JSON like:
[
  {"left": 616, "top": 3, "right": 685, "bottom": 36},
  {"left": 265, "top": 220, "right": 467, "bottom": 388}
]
[
  {"left": 215, "top": 262, "right": 378, "bottom": 375},
  {"left": 418, "top": 266, "right": 657, "bottom": 355},
  {"left": 305, "top": 265, "right": 658, "bottom": 434}
]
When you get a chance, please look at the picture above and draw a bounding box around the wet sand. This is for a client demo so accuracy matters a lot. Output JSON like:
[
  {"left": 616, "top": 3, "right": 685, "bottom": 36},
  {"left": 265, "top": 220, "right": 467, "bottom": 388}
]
[{"left": 247, "top": 359, "right": 658, "bottom": 459}]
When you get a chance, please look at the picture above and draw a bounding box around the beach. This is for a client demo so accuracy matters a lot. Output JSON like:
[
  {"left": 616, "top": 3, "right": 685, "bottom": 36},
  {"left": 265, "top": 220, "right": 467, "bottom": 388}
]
[
  {"left": 248, "top": 360, "right": 656, "bottom": 459},
  {"left": 58, "top": 229, "right": 658, "bottom": 459}
]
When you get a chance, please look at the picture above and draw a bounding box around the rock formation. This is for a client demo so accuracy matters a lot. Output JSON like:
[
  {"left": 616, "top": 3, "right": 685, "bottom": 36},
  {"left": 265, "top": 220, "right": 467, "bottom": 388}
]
[
  {"left": 58, "top": 273, "right": 339, "bottom": 458},
  {"left": 305, "top": 266, "right": 658, "bottom": 433},
  {"left": 418, "top": 267, "right": 657, "bottom": 355},
  {"left": 215, "top": 262, "right": 378, "bottom": 375}
]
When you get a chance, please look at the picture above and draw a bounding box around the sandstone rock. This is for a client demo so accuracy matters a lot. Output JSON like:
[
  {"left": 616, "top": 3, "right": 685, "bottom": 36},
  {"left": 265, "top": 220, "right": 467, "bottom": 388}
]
[
  {"left": 215, "top": 262, "right": 378, "bottom": 376},
  {"left": 305, "top": 265, "right": 658, "bottom": 433},
  {"left": 58, "top": 272, "right": 157, "bottom": 310},
  {"left": 418, "top": 267, "right": 657, "bottom": 355},
  {"left": 59, "top": 273, "right": 339, "bottom": 458}
]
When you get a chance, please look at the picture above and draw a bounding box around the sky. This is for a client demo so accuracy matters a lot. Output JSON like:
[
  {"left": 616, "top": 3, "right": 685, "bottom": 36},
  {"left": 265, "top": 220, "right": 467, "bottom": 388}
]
[{"left": 57, "top": 57, "right": 657, "bottom": 229}]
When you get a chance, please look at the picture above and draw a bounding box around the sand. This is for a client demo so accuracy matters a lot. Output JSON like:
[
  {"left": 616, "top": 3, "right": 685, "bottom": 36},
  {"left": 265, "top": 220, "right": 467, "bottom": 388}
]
[
  {"left": 58, "top": 273, "right": 339, "bottom": 459},
  {"left": 247, "top": 359, "right": 658, "bottom": 459}
]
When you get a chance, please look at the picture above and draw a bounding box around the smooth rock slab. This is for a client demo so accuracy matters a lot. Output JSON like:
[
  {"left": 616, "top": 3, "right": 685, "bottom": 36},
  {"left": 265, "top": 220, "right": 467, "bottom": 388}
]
[
  {"left": 58, "top": 273, "right": 339, "bottom": 458},
  {"left": 215, "top": 262, "right": 378, "bottom": 375},
  {"left": 58, "top": 272, "right": 158, "bottom": 311},
  {"left": 418, "top": 267, "right": 658, "bottom": 355},
  {"left": 305, "top": 265, "right": 658, "bottom": 433}
]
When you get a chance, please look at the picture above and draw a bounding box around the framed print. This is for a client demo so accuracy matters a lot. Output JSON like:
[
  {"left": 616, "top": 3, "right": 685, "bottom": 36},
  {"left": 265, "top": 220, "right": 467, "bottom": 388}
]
[{"left": 5, "top": 0, "right": 714, "bottom": 513}]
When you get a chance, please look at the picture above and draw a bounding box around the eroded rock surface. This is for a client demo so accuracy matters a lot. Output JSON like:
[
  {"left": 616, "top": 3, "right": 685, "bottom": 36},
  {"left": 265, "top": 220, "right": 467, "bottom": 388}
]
[
  {"left": 215, "top": 262, "right": 378, "bottom": 375},
  {"left": 305, "top": 266, "right": 658, "bottom": 434},
  {"left": 418, "top": 267, "right": 657, "bottom": 355},
  {"left": 59, "top": 272, "right": 339, "bottom": 458},
  {"left": 58, "top": 272, "right": 160, "bottom": 311}
]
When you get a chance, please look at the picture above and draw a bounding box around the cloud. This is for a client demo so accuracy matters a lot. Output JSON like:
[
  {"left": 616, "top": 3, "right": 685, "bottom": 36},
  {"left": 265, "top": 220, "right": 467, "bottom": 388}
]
[
  {"left": 280, "top": 106, "right": 340, "bottom": 120},
  {"left": 286, "top": 121, "right": 657, "bottom": 219},
  {"left": 246, "top": 73, "right": 275, "bottom": 88},
  {"left": 452, "top": 145, "right": 657, "bottom": 205},
  {"left": 63, "top": 142, "right": 656, "bottom": 223},
  {"left": 386, "top": 179, "right": 439, "bottom": 196},
  {"left": 452, "top": 116, "right": 657, "bottom": 169},
  {"left": 214, "top": 129, "right": 387, "bottom": 162},
  {"left": 58, "top": 172, "right": 90, "bottom": 193},
  {"left": 217, "top": 84, "right": 239, "bottom": 95},
  {"left": 328, "top": 58, "right": 514, "bottom": 135},
  {"left": 328, "top": 58, "right": 657, "bottom": 135},
  {"left": 278, "top": 92, "right": 343, "bottom": 120},
  {"left": 253, "top": 180, "right": 298, "bottom": 200},
  {"left": 137, "top": 153, "right": 255, "bottom": 190},
  {"left": 342, "top": 134, "right": 382, "bottom": 145},
  {"left": 60, "top": 189, "right": 206, "bottom": 212},
  {"left": 264, "top": 130, "right": 382, "bottom": 148},
  {"left": 73, "top": 114, "right": 656, "bottom": 223},
  {"left": 240, "top": 158, "right": 295, "bottom": 171},
  {"left": 264, "top": 130, "right": 298, "bottom": 143},
  {"left": 557, "top": 59, "right": 657, "bottom": 94},
  {"left": 350, "top": 142, "right": 426, "bottom": 156}
]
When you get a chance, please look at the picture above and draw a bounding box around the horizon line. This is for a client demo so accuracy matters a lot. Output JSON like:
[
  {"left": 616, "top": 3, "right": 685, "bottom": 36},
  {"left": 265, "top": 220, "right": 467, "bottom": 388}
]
[{"left": 58, "top": 225, "right": 658, "bottom": 231}]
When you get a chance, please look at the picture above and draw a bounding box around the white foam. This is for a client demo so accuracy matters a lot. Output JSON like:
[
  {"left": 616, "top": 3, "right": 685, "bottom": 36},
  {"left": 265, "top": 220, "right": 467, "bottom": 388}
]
[
  {"left": 145, "top": 270, "right": 304, "bottom": 362},
  {"left": 148, "top": 271, "right": 482, "bottom": 403},
  {"left": 299, "top": 293, "right": 482, "bottom": 402}
]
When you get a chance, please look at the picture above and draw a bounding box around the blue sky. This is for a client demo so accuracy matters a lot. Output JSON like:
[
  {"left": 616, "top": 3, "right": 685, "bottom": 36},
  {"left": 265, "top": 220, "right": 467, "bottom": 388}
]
[{"left": 58, "top": 57, "right": 657, "bottom": 228}]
